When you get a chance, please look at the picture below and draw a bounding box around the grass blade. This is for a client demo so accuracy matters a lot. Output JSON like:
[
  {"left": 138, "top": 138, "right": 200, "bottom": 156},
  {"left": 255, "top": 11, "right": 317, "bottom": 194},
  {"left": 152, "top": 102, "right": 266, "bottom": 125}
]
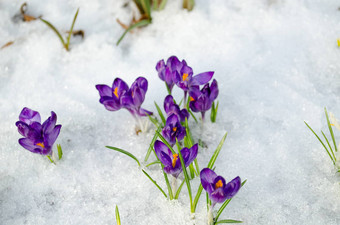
[
  {"left": 66, "top": 8, "right": 79, "bottom": 50},
  {"left": 142, "top": 169, "right": 167, "bottom": 198},
  {"left": 188, "top": 107, "right": 198, "bottom": 123},
  {"left": 115, "top": 205, "right": 121, "bottom": 225},
  {"left": 215, "top": 220, "right": 243, "bottom": 224},
  {"left": 146, "top": 160, "right": 160, "bottom": 167},
  {"left": 321, "top": 131, "right": 336, "bottom": 161},
  {"left": 116, "top": 19, "right": 151, "bottom": 46},
  {"left": 325, "top": 107, "right": 338, "bottom": 152},
  {"left": 144, "top": 126, "right": 162, "bottom": 162},
  {"left": 57, "top": 144, "right": 63, "bottom": 160},
  {"left": 40, "top": 18, "right": 66, "bottom": 48},
  {"left": 140, "top": 0, "right": 151, "bottom": 18},
  {"left": 304, "top": 121, "right": 335, "bottom": 164},
  {"left": 174, "top": 179, "right": 185, "bottom": 199},
  {"left": 155, "top": 101, "right": 166, "bottom": 125},
  {"left": 106, "top": 146, "right": 141, "bottom": 166},
  {"left": 207, "top": 132, "right": 228, "bottom": 169},
  {"left": 215, "top": 180, "right": 247, "bottom": 221}
]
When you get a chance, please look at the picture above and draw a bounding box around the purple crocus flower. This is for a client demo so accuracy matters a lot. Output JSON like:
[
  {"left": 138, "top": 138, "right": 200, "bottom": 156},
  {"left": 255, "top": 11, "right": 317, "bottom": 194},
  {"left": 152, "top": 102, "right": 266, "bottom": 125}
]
[
  {"left": 15, "top": 107, "right": 61, "bottom": 155},
  {"left": 164, "top": 95, "right": 189, "bottom": 123},
  {"left": 200, "top": 168, "right": 241, "bottom": 205},
  {"left": 161, "top": 114, "right": 186, "bottom": 146},
  {"left": 189, "top": 79, "right": 219, "bottom": 120},
  {"left": 156, "top": 56, "right": 182, "bottom": 93},
  {"left": 96, "top": 77, "right": 152, "bottom": 117},
  {"left": 154, "top": 140, "right": 198, "bottom": 178}
]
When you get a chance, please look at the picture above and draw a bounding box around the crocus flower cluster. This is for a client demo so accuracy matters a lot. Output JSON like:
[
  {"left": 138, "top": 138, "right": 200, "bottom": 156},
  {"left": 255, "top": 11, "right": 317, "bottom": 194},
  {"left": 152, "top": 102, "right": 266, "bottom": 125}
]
[
  {"left": 189, "top": 79, "right": 219, "bottom": 120},
  {"left": 164, "top": 95, "right": 189, "bottom": 123},
  {"left": 156, "top": 56, "right": 214, "bottom": 95},
  {"left": 15, "top": 107, "right": 61, "bottom": 155},
  {"left": 200, "top": 168, "right": 241, "bottom": 206},
  {"left": 154, "top": 140, "right": 198, "bottom": 178},
  {"left": 96, "top": 77, "right": 152, "bottom": 118}
]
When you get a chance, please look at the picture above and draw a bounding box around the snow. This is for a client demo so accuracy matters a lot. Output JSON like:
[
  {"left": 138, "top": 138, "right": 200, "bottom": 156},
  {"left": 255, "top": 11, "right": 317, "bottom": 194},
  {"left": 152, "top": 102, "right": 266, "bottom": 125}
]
[{"left": 1, "top": 0, "right": 340, "bottom": 224}]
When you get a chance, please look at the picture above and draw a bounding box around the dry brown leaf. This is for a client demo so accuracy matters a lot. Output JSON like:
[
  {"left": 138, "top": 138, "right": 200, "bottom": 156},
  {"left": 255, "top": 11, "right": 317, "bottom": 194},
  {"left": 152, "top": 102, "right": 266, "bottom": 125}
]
[{"left": 1, "top": 41, "right": 14, "bottom": 49}]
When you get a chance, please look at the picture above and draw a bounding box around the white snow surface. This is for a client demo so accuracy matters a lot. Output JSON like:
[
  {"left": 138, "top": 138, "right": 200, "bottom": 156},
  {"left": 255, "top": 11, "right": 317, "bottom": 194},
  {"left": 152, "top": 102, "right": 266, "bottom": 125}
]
[{"left": 1, "top": 0, "right": 340, "bottom": 224}]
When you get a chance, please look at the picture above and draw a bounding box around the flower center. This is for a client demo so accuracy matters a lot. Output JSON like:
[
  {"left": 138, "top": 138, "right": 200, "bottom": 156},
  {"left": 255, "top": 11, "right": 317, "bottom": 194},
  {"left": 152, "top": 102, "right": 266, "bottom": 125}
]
[
  {"left": 36, "top": 142, "right": 45, "bottom": 148},
  {"left": 182, "top": 73, "right": 189, "bottom": 81},
  {"left": 190, "top": 96, "right": 195, "bottom": 102},
  {"left": 172, "top": 154, "right": 178, "bottom": 167},
  {"left": 172, "top": 127, "right": 177, "bottom": 132},
  {"left": 215, "top": 180, "right": 223, "bottom": 189},
  {"left": 114, "top": 87, "right": 119, "bottom": 98}
]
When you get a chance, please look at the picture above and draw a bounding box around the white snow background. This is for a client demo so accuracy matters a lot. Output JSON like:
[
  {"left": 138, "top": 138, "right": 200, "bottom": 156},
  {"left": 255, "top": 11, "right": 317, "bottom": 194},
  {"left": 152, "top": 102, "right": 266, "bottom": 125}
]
[{"left": 1, "top": 0, "right": 340, "bottom": 224}]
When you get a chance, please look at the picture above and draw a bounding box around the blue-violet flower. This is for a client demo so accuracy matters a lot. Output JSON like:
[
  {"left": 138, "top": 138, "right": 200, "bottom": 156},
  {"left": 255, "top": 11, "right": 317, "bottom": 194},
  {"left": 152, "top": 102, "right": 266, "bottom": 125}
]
[
  {"left": 161, "top": 114, "right": 186, "bottom": 146},
  {"left": 164, "top": 95, "right": 189, "bottom": 123}
]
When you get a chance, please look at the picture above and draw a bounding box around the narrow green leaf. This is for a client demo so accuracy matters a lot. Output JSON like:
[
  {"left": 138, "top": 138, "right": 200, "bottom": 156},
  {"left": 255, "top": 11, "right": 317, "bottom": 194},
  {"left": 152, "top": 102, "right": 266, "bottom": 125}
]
[
  {"left": 163, "top": 167, "right": 173, "bottom": 199},
  {"left": 325, "top": 107, "right": 338, "bottom": 152},
  {"left": 116, "top": 19, "right": 151, "bottom": 46},
  {"left": 142, "top": 169, "right": 167, "bottom": 198},
  {"left": 183, "top": 0, "right": 195, "bottom": 11},
  {"left": 159, "top": 0, "right": 168, "bottom": 10},
  {"left": 147, "top": 113, "right": 160, "bottom": 127},
  {"left": 304, "top": 121, "right": 335, "bottom": 164},
  {"left": 106, "top": 146, "right": 141, "bottom": 166},
  {"left": 174, "top": 179, "right": 185, "bottom": 199},
  {"left": 215, "top": 180, "right": 247, "bottom": 221},
  {"left": 115, "top": 205, "right": 121, "bottom": 225},
  {"left": 192, "top": 184, "right": 203, "bottom": 212},
  {"left": 46, "top": 155, "right": 56, "bottom": 165},
  {"left": 146, "top": 160, "right": 161, "bottom": 167},
  {"left": 155, "top": 101, "right": 166, "bottom": 125},
  {"left": 40, "top": 18, "right": 66, "bottom": 48},
  {"left": 321, "top": 131, "right": 336, "bottom": 161},
  {"left": 165, "top": 83, "right": 171, "bottom": 95},
  {"left": 177, "top": 139, "right": 193, "bottom": 210},
  {"left": 207, "top": 132, "right": 228, "bottom": 169},
  {"left": 188, "top": 107, "right": 198, "bottom": 123},
  {"left": 144, "top": 127, "right": 162, "bottom": 162},
  {"left": 140, "top": 0, "right": 151, "bottom": 18},
  {"left": 215, "top": 219, "right": 243, "bottom": 224},
  {"left": 57, "top": 144, "right": 63, "bottom": 160},
  {"left": 211, "top": 101, "right": 219, "bottom": 123},
  {"left": 133, "top": 0, "right": 144, "bottom": 14},
  {"left": 66, "top": 8, "right": 79, "bottom": 50}
]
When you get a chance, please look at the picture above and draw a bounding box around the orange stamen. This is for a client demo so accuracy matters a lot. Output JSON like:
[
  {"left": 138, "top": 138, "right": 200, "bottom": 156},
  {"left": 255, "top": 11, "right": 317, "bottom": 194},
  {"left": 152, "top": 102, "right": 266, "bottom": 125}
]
[
  {"left": 190, "top": 96, "right": 195, "bottom": 102},
  {"left": 114, "top": 87, "right": 119, "bottom": 98},
  {"left": 172, "top": 154, "right": 178, "bottom": 167},
  {"left": 215, "top": 180, "right": 223, "bottom": 189},
  {"left": 182, "top": 73, "right": 189, "bottom": 81},
  {"left": 172, "top": 127, "right": 177, "bottom": 132},
  {"left": 36, "top": 142, "right": 45, "bottom": 148}
]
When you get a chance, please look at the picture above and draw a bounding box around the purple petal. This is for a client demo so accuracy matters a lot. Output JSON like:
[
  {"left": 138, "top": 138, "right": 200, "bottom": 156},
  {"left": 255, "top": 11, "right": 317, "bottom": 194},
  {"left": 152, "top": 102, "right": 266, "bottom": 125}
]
[
  {"left": 19, "top": 107, "right": 41, "bottom": 125},
  {"left": 224, "top": 176, "right": 241, "bottom": 199},
  {"left": 138, "top": 108, "right": 153, "bottom": 117},
  {"left": 209, "top": 79, "right": 219, "bottom": 101},
  {"left": 101, "top": 98, "right": 121, "bottom": 111},
  {"left": 154, "top": 140, "right": 173, "bottom": 167},
  {"left": 184, "top": 144, "right": 198, "bottom": 167},
  {"left": 200, "top": 168, "right": 217, "bottom": 191},
  {"left": 156, "top": 59, "right": 165, "bottom": 72},
  {"left": 131, "top": 87, "right": 145, "bottom": 107},
  {"left": 44, "top": 125, "right": 61, "bottom": 147},
  {"left": 120, "top": 95, "right": 134, "bottom": 109},
  {"left": 42, "top": 111, "right": 57, "bottom": 134},
  {"left": 16, "top": 121, "right": 30, "bottom": 137},
  {"left": 18, "top": 138, "right": 41, "bottom": 154},
  {"left": 131, "top": 77, "right": 148, "bottom": 94},
  {"left": 166, "top": 56, "right": 181, "bottom": 72},
  {"left": 166, "top": 114, "right": 180, "bottom": 126},
  {"left": 112, "top": 78, "right": 129, "bottom": 98},
  {"left": 191, "top": 71, "right": 214, "bottom": 86},
  {"left": 210, "top": 187, "right": 227, "bottom": 203},
  {"left": 164, "top": 95, "right": 175, "bottom": 113},
  {"left": 96, "top": 84, "right": 112, "bottom": 98}
]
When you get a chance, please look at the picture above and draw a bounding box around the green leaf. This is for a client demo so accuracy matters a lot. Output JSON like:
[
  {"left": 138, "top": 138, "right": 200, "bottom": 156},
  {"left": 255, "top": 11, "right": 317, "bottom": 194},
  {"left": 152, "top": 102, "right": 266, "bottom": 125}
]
[
  {"left": 159, "top": 0, "right": 168, "bottom": 10},
  {"left": 116, "top": 19, "right": 151, "bottom": 46},
  {"left": 156, "top": 130, "right": 176, "bottom": 154},
  {"left": 325, "top": 107, "right": 338, "bottom": 152},
  {"left": 147, "top": 113, "right": 160, "bottom": 127},
  {"left": 215, "top": 219, "right": 243, "bottom": 224},
  {"left": 215, "top": 180, "right": 247, "bottom": 221},
  {"left": 177, "top": 139, "right": 193, "bottom": 210},
  {"left": 321, "top": 131, "right": 336, "bottom": 161},
  {"left": 142, "top": 169, "right": 167, "bottom": 198},
  {"left": 66, "top": 8, "right": 79, "bottom": 50},
  {"left": 211, "top": 101, "right": 219, "bottom": 123},
  {"left": 144, "top": 126, "right": 162, "bottom": 162},
  {"left": 106, "top": 146, "right": 141, "bottom": 167},
  {"left": 140, "top": 0, "right": 151, "bottom": 18},
  {"left": 155, "top": 101, "right": 166, "bottom": 125},
  {"left": 146, "top": 160, "right": 161, "bottom": 167},
  {"left": 182, "top": 0, "right": 195, "bottom": 11},
  {"left": 188, "top": 107, "right": 198, "bottom": 123},
  {"left": 40, "top": 18, "right": 66, "bottom": 48},
  {"left": 115, "top": 205, "right": 121, "bottom": 225},
  {"left": 207, "top": 132, "right": 228, "bottom": 169},
  {"left": 174, "top": 179, "right": 185, "bottom": 199},
  {"left": 57, "top": 144, "right": 63, "bottom": 160},
  {"left": 304, "top": 121, "right": 335, "bottom": 164},
  {"left": 46, "top": 155, "right": 56, "bottom": 165}
]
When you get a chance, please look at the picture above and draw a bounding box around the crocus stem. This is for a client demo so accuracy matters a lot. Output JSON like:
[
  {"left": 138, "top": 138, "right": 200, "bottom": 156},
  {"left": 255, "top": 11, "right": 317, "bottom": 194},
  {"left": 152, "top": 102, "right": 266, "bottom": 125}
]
[
  {"left": 171, "top": 176, "right": 177, "bottom": 197},
  {"left": 46, "top": 155, "right": 56, "bottom": 164},
  {"left": 184, "top": 91, "right": 188, "bottom": 109},
  {"left": 207, "top": 205, "right": 214, "bottom": 225}
]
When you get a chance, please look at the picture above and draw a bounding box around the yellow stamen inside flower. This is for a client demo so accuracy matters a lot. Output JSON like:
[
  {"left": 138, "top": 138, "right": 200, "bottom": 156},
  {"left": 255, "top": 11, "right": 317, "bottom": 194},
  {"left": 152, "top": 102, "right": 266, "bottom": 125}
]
[
  {"left": 114, "top": 87, "right": 119, "bottom": 98},
  {"left": 337, "top": 39, "right": 340, "bottom": 47},
  {"left": 215, "top": 180, "right": 223, "bottom": 189},
  {"left": 190, "top": 96, "right": 195, "bottom": 102},
  {"left": 331, "top": 124, "right": 334, "bottom": 126},
  {"left": 182, "top": 73, "right": 189, "bottom": 81},
  {"left": 172, "top": 154, "right": 178, "bottom": 167},
  {"left": 36, "top": 142, "right": 45, "bottom": 148},
  {"left": 172, "top": 127, "right": 177, "bottom": 132}
]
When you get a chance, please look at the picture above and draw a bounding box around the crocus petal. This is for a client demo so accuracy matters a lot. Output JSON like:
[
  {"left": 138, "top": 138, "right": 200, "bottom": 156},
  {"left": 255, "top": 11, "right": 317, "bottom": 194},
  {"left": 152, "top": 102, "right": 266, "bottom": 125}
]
[
  {"left": 131, "top": 87, "right": 144, "bottom": 107},
  {"left": 154, "top": 140, "right": 173, "bottom": 167},
  {"left": 16, "top": 121, "right": 30, "bottom": 137},
  {"left": 167, "top": 56, "right": 181, "bottom": 72},
  {"left": 156, "top": 59, "right": 165, "bottom": 73},
  {"left": 224, "top": 176, "right": 241, "bottom": 199},
  {"left": 132, "top": 77, "right": 148, "bottom": 94},
  {"left": 184, "top": 144, "right": 198, "bottom": 167},
  {"left": 210, "top": 187, "right": 227, "bottom": 203},
  {"left": 96, "top": 84, "right": 112, "bottom": 98},
  {"left": 18, "top": 138, "right": 41, "bottom": 154},
  {"left": 138, "top": 108, "right": 153, "bottom": 116},
  {"left": 164, "top": 95, "right": 175, "bottom": 113},
  {"left": 200, "top": 168, "right": 218, "bottom": 191},
  {"left": 191, "top": 71, "right": 214, "bottom": 86},
  {"left": 42, "top": 111, "right": 57, "bottom": 134},
  {"left": 120, "top": 95, "right": 134, "bottom": 109},
  {"left": 209, "top": 79, "right": 219, "bottom": 101},
  {"left": 166, "top": 114, "right": 180, "bottom": 126},
  {"left": 101, "top": 98, "right": 121, "bottom": 111},
  {"left": 19, "top": 107, "right": 41, "bottom": 125},
  {"left": 44, "top": 125, "right": 61, "bottom": 147},
  {"left": 179, "top": 109, "right": 189, "bottom": 122},
  {"left": 113, "top": 78, "right": 129, "bottom": 98}
]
